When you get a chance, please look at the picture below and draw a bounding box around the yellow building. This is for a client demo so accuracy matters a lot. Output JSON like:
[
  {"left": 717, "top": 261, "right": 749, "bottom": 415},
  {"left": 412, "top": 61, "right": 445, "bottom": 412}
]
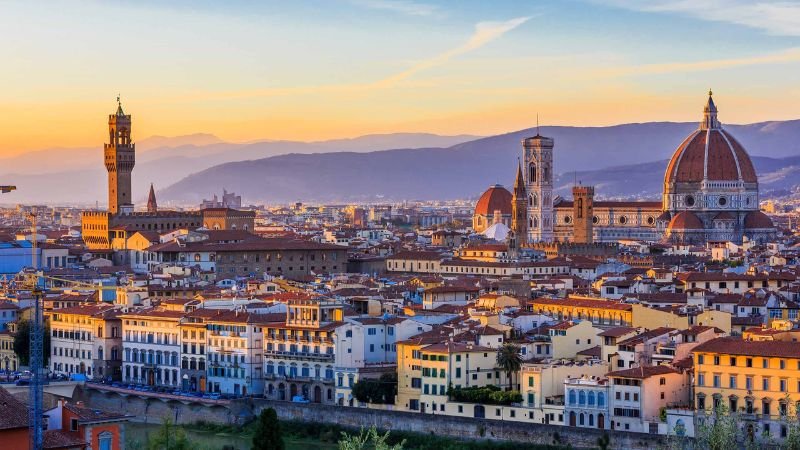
[
  {"left": 693, "top": 336, "right": 800, "bottom": 438},
  {"left": 528, "top": 296, "right": 634, "bottom": 327},
  {"left": 418, "top": 341, "right": 507, "bottom": 415},
  {"left": 395, "top": 329, "right": 450, "bottom": 412},
  {"left": 631, "top": 305, "right": 731, "bottom": 334},
  {"left": 0, "top": 329, "right": 18, "bottom": 372}
]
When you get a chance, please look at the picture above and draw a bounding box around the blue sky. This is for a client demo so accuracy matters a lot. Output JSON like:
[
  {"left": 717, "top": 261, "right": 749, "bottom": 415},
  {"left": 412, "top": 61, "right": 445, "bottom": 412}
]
[{"left": 0, "top": 0, "right": 798, "bottom": 154}]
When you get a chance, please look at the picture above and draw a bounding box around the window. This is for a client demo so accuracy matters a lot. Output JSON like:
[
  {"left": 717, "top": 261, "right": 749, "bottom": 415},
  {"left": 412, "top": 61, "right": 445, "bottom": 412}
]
[
  {"left": 729, "top": 376, "right": 736, "bottom": 388},
  {"left": 529, "top": 376, "right": 534, "bottom": 387},
  {"left": 698, "top": 355, "right": 704, "bottom": 364},
  {"left": 98, "top": 432, "right": 113, "bottom": 450}
]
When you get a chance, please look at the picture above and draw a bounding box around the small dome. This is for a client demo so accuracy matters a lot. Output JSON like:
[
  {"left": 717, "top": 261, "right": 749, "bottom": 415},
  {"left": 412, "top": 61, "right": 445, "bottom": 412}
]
[
  {"left": 482, "top": 222, "right": 510, "bottom": 241},
  {"left": 475, "top": 184, "right": 512, "bottom": 217},
  {"left": 656, "top": 211, "right": 672, "bottom": 222},
  {"left": 744, "top": 211, "right": 774, "bottom": 229},
  {"left": 668, "top": 211, "right": 704, "bottom": 230}
]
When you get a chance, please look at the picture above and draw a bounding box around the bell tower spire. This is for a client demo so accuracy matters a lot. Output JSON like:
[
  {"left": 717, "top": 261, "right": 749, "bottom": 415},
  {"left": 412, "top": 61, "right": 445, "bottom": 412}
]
[
  {"left": 147, "top": 183, "right": 158, "bottom": 213},
  {"left": 511, "top": 159, "right": 528, "bottom": 248}
]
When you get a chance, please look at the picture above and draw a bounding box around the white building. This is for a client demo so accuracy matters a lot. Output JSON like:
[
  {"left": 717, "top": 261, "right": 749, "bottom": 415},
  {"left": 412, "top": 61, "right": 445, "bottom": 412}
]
[
  {"left": 334, "top": 316, "right": 431, "bottom": 406},
  {"left": 120, "top": 308, "right": 183, "bottom": 387}
]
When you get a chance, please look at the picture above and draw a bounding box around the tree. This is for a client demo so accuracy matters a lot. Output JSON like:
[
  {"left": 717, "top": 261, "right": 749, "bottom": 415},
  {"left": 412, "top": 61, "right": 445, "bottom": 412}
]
[
  {"left": 13, "top": 319, "right": 51, "bottom": 367},
  {"left": 148, "top": 419, "right": 192, "bottom": 450},
  {"left": 252, "top": 408, "right": 284, "bottom": 450},
  {"left": 695, "top": 403, "right": 738, "bottom": 450},
  {"left": 338, "top": 427, "right": 404, "bottom": 450},
  {"left": 352, "top": 373, "right": 397, "bottom": 404},
  {"left": 496, "top": 343, "right": 522, "bottom": 391}
]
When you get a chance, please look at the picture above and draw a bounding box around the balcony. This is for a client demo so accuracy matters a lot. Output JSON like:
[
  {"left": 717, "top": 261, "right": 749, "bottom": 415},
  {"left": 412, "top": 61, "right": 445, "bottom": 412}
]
[{"left": 264, "top": 349, "right": 334, "bottom": 362}]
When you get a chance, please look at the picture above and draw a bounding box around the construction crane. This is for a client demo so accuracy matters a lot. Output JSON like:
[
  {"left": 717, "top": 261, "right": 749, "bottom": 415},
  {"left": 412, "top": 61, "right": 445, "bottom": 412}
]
[
  {"left": 0, "top": 185, "right": 16, "bottom": 193},
  {"left": 4, "top": 247, "right": 119, "bottom": 449},
  {"left": 26, "top": 211, "right": 45, "bottom": 450}
]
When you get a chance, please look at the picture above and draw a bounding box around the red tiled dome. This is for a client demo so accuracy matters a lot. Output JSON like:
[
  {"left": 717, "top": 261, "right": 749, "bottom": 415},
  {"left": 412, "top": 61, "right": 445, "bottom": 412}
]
[
  {"left": 664, "top": 129, "right": 757, "bottom": 184},
  {"left": 475, "top": 185, "right": 512, "bottom": 216},
  {"left": 744, "top": 211, "right": 773, "bottom": 229},
  {"left": 668, "top": 211, "right": 704, "bottom": 230},
  {"left": 664, "top": 94, "right": 757, "bottom": 185}
]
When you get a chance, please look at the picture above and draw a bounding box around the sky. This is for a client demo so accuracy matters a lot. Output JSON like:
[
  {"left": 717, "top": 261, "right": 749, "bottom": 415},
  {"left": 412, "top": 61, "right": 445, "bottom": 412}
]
[{"left": 1, "top": 0, "right": 799, "bottom": 156}]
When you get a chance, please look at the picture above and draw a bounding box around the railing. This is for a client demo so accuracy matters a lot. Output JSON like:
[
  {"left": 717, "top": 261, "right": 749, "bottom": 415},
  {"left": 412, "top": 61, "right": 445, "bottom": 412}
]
[{"left": 264, "top": 350, "right": 334, "bottom": 361}]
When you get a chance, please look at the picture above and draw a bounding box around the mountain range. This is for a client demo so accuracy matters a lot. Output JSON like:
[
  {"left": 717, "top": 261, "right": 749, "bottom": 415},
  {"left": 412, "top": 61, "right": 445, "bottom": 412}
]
[
  {"left": 2, "top": 120, "right": 800, "bottom": 205},
  {"left": 159, "top": 120, "right": 800, "bottom": 204}
]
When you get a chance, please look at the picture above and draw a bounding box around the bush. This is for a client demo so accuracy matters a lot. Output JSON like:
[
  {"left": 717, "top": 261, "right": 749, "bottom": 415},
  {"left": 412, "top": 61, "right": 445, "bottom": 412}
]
[
  {"left": 448, "top": 386, "right": 522, "bottom": 406},
  {"left": 352, "top": 372, "right": 398, "bottom": 404}
]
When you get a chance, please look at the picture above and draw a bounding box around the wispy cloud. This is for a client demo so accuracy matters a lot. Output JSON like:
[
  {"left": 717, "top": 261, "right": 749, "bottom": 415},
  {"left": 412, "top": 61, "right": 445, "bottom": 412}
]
[
  {"left": 601, "top": 0, "right": 800, "bottom": 36},
  {"left": 350, "top": 0, "right": 440, "bottom": 17},
  {"left": 373, "top": 17, "right": 531, "bottom": 88},
  {"left": 587, "top": 46, "right": 800, "bottom": 78},
  {"left": 182, "top": 17, "right": 531, "bottom": 101}
]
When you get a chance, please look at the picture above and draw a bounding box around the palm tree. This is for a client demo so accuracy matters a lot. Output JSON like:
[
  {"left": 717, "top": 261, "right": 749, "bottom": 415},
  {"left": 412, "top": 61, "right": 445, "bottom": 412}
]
[{"left": 496, "top": 343, "right": 522, "bottom": 391}]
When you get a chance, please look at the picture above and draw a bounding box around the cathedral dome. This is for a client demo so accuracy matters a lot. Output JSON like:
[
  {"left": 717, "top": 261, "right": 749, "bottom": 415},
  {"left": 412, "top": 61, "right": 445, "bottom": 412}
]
[
  {"left": 668, "top": 211, "right": 704, "bottom": 230},
  {"left": 474, "top": 185, "right": 512, "bottom": 217},
  {"left": 664, "top": 93, "right": 757, "bottom": 185},
  {"left": 744, "top": 211, "right": 774, "bottom": 229}
]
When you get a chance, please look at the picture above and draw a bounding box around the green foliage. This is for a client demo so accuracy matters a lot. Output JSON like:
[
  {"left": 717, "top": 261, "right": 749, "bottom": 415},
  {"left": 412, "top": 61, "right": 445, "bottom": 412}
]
[
  {"left": 252, "top": 408, "right": 285, "bottom": 450},
  {"left": 148, "top": 419, "right": 193, "bottom": 450},
  {"left": 338, "top": 426, "right": 405, "bottom": 450},
  {"left": 13, "top": 319, "right": 51, "bottom": 367},
  {"left": 496, "top": 343, "right": 522, "bottom": 390},
  {"left": 280, "top": 420, "right": 566, "bottom": 450},
  {"left": 352, "top": 372, "right": 398, "bottom": 404},
  {"left": 597, "top": 433, "right": 610, "bottom": 450},
  {"left": 447, "top": 385, "right": 522, "bottom": 405}
]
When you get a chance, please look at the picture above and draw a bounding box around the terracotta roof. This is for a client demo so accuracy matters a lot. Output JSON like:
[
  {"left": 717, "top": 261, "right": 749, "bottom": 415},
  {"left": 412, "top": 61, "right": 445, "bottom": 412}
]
[
  {"left": 529, "top": 296, "right": 632, "bottom": 311},
  {"left": 665, "top": 126, "right": 757, "bottom": 184},
  {"left": 694, "top": 336, "right": 800, "bottom": 358},
  {"left": 43, "top": 430, "right": 88, "bottom": 449},
  {"left": 713, "top": 212, "right": 736, "bottom": 221},
  {"left": 577, "top": 345, "right": 601, "bottom": 358},
  {"left": 744, "top": 211, "right": 774, "bottom": 229},
  {"left": 474, "top": 185, "right": 512, "bottom": 216},
  {"left": 597, "top": 326, "right": 638, "bottom": 337},
  {"left": 64, "top": 402, "right": 128, "bottom": 423},
  {"left": 607, "top": 365, "right": 679, "bottom": 379},
  {"left": 668, "top": 211, "right": 703, "bottom": 230},
  {"left": 0, "top": 386, "right": 29, "bottom": 430}
]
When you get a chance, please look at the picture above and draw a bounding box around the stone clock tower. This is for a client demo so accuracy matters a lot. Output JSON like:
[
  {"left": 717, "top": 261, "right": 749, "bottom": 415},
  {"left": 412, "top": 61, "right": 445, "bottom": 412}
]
[{"left": 105, "top": 97, "right": 135, "bottom": 215}]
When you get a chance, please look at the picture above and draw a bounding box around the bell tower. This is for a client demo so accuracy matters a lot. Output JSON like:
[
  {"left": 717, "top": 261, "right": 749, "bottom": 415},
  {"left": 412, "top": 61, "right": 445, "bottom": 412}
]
[
  {"left": 572, "top": 185, "right": 594, "bottom": 244},
  {"left": 105, "top": 96, "right": 135, "bottom": 215},
  {"left": 523, "top": 133, "right": 554, "bottom": 242}
]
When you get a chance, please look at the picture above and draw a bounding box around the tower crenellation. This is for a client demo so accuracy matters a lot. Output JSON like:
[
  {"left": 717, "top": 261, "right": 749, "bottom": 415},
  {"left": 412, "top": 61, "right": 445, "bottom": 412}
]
[{"left": 105, "top": 96, "right": 135, "bottom": 215}]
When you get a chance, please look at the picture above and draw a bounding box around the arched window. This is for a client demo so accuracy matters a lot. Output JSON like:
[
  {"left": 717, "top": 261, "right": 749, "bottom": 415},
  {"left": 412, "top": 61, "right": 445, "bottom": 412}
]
[
  {"left": 598, "top": 392, "right": 605, "bottom": 407},
  {"left": 588, "top": 391, "right": 595, "bottom": 406},
  {"left": 529, "top": 163, "right": 537, "bottom": 183},
  {"left": 194, "top": 253, "right": 201, "bottom": 262},
  {"left": 579, "top": 390, "right": 586, "bottom": 405},
  {"left": 532, "top": 194, "right": 538, "bottom": 207},
  {"left": 568, "top": 389, "right": 576, "bottom": 405}
]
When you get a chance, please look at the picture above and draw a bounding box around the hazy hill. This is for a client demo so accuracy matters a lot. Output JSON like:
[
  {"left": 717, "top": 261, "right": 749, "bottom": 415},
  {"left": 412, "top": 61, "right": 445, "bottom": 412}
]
[
  {"left": 4, "top": 120, "right": 800, "bottom": 205},
  {"left": 159, "top": 120, "right": 800, "bottom": 204},
  {"left": 0, "top": 133, "right": 481, "bottom": 204}
]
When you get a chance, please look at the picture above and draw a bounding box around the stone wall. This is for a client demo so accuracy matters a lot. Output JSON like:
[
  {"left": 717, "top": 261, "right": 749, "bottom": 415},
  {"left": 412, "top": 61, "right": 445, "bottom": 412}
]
[{"left": 77, "top": 386, "right": 668, "bottom": 450}]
